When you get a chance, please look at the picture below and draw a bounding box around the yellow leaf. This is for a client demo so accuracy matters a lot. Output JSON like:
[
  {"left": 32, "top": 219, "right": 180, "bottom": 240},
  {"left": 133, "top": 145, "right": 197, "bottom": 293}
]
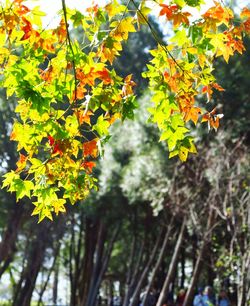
[
  {"left": 53, "top": 199, "right": 66, "bottom": 215},
  {"left": 111, "top": 17, "right": 136, "bottom": 41},
  {"left": 105, "top": 0, "right": 126, "bottom": 18},
  {"left": 179, "top": 146, "right": 189, "bottom": 162}
]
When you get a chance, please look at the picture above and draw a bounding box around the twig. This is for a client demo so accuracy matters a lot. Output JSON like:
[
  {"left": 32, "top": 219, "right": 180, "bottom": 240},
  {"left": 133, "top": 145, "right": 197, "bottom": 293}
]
[{"left": 61, "top": 0, "right": 78, "bottom": 102}]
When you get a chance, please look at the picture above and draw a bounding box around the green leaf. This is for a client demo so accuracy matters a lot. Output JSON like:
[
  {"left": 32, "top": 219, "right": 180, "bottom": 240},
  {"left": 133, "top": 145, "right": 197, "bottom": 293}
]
[
  {"left": 170, "top": 30, "right": 189, "bottom": 47},
  {"left": 94, "top": 115, "right": 110, "bottom": 136},
  {"left": 10, "top": 179, "right": 34, "bottom": 200},
  {"left": 2, "top": 171, "right": 20, "bottom": 189}
]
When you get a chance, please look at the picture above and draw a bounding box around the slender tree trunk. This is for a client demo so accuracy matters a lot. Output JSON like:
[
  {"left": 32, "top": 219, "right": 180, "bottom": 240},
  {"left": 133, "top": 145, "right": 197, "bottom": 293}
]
[
  {"left": 180, "top": 246, "right": 186, "bottom": 288},
  {"left": 76, "top": 218, "right": 98, "bottom": 306},
  {"left": 82, "top": 222, "right": 107, "bottom": 306},
  {"left": 129, "top": 227, "right": 164, "bottom": 306},
  {"left": 53, "top": 259, "right": 59, "bottom": 305},
  {"left": 123, "top": 238, "right": 145, "bottom": 306},
  {"left": 122, "top": 235, "right": 137, "bottom": 306},
  {"left": 237, "top": 251, "right": 249, "bottom": 306},
  {"left": 38, "top": 244, "right": 60, "bottom": 305},
  {"left": 0, "top": 203, "right": 24, "bottom": 278},
  {"left": 13, "top": 238, "right": 46, "bottom": 306},
  {"left": 156, "top": 219, "right": 187, "bottom": 306},
  {"left": 142, "top": 217, "right": 174, "bottom": 306},
  {"left": 86, "top": 224, "right": 121, "bottom": 306},
  {"left": 183, "top": 208, "right": 214, "bottom": 306}
]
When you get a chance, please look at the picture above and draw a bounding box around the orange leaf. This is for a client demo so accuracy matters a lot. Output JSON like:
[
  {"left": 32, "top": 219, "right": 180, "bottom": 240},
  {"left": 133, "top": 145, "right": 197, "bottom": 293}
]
[
  {"left": 159, "top": 4, "right": 178, "bottom": 19},
  {"left": 81, "top": 161, "right": 96, "bottom": 173},
  {"left": 240, "top": 7, "right": 250, "bottom": 19},
  {"left": 184, "top": 106, "right": 202, "bottom": 125},
  {"left": 122, "top": 74, "right": 136, "bottom": 97},
  {"left": 97, "top": 69, "right": 113, "bottom": 84},
  {"left": 201, "top": 108, "right": 224, "bottom": 131},
  {"left": 83, "top": 139, "right": 98, "bottom": 158},
  {"left": 212, "top": 83, "right": 225, "bottom": 91},
  {"left": 53, "top": 19, "right": 67, "bottom": 43},
  {"left": 16, "top": 153, "right": 28, "bottom": 172},
  {"left": 75, "top": 110, "right": 93, "bottom": 125}
]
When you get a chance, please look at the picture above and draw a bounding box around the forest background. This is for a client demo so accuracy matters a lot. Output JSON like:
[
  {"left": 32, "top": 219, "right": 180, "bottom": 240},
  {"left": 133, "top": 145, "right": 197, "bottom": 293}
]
[{"left": 0, "top": 0, "right": 250, "bottom": 305}]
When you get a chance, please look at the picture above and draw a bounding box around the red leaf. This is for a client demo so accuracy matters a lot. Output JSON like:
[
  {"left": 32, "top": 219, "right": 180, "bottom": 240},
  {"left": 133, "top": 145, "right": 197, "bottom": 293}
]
[
  {"left": 48, "top": 135, "right": 55, "bottom": 146},
  {"left": 52, "top": 143, "right": 63, "bottom": 156}
]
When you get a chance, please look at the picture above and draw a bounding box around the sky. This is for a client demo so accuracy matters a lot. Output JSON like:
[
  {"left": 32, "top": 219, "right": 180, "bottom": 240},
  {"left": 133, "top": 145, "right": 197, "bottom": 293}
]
[
  {"left": 25, "top": 0, "right": 108, "bottom": 28},
  {"left": 25, "top": 0, "right": 250, "bottom": 30}
]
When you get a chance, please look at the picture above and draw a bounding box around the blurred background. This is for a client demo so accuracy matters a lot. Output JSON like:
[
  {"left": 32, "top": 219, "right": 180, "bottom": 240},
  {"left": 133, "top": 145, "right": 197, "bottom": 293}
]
[{"left": 0, "top": 1, "right": 250, "bottom": 305}]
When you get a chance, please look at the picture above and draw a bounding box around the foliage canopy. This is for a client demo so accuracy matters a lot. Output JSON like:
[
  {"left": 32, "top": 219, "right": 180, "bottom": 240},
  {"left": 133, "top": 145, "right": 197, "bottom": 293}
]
[{"left": 0, "top": 0, "right": 249, "bottom": 221}]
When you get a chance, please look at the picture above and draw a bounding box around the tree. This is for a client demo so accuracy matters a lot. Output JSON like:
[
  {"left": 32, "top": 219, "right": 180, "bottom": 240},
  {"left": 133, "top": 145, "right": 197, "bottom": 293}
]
[{"left": 0, "top": 0, "right": 249, "bottom": 222}]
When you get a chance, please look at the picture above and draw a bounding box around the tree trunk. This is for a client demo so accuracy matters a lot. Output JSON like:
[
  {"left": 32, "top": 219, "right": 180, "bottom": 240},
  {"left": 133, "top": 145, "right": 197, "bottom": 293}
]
[
  {"left": 142, "top": 217, "right": 174, "bottom": 306},
  {"left": 180, "top": 245, "right": 186, "bottom": 288},
  {"left": 123, "top": 238, "right": 145, "bottom": 306},
  {"left": 53, "top": 259, "right": 59, "bottom": 305},
  {"left": 237, "top": 251, "right": 249, "bottom": 306},
  {"left": 0, "top": 203, "right": 25, "bottom": 278},
  {"left": 129, "top": 227, "right": 164, "bottom": 306},
  {"left": 183, "top": 208, "right": 215, "bottom": 306},
  {"left": 122, "top": 234, "right": 137, "bottom": 306},
  {"left": 76, "top": 218, "right": 99, "bottom": 306},
  {"left": 13, "top": 237, "right": 46, "bottom": 306},
  {"left": 86, "top": 224, "right": 121, "bottom": 306},
  {"left": 156, "top": 219, "right": 187, "bottom": 306},
  {"left": 38, "top": 243, "right": 60, "bottom": 305}
]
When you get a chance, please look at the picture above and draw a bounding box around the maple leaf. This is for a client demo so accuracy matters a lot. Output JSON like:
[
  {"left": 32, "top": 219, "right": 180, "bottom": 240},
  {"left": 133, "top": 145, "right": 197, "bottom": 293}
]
[
  {"left": 240, "top": 7, "right": 250, "bottom": 19},
  {"left": 40, "top": 66, "right": 53, "bottom": 83},
  {"left": 48, "top": 135, "right": 55, "bottom": 146},
  {"left": 53, "top": 19, "right": 67, "bottom": 43},
  {"left": 72, "top": 85, "right": 86, "bottom": 101},
  {"left": 111, "top": 17, "right": 136, "bottom": 41},
  {"left": 203, "top": 2, "right": 233, "bottom": 26},
  {"left": 212, "top": 82, "right": 225, "bottom": 92},
  {"left": 53, "top": 199, "right": 66, "bottom": 215},
  {"left": 75, "top": 110, "right": 93, "bottom": 125},
  {"left": 86, "top": 4, "right": 99, "bottom": 16},
  {"left": 122, "top": 74, "right": 136, "bottom": 97},
  {"left": 48, "top": 136, "right": 64, "bottom": 156},
  {"left": 201, "top": 108, "right": 224, "bottom": 131},
  {"left": 83, "top": 139, "right": 98, "bottom": 158},
  {"left": 183, "top": 106, "right": 202, "bottom": 125},
  {"left": 208, "top": 33, "right": 233, "bottom": 63},
  {"left": 81, "top": 161, "right": 96, "bottom": 174},
  {"left": 172, "top": 12, "right": 191, "bottom": 27},
  {"left": 16, "top": 153, "right": 28, "bottom": 172},
  {"left": 97, "top": 69, "right": 113, "bottom": 84},
  {"left": 52, "top": 143, "right": 64, "bottom": 156},
  {"left": 159, "top": 4, "right": 178, "bottom": 19}
]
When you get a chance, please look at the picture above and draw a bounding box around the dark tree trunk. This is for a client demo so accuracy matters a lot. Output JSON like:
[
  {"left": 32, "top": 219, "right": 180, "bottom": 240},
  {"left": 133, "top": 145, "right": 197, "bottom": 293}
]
[
  {"left": 86, "top": 224, "right": 121, "bottom": 306},
  {"left": 76, "top": 218, "right": 99, "bottom": 306},
  {"left": 38, "top": 243, "right": 60, "bottom": 305},
  {"left": 183, "top": 208, "right": 215, "bottom": 306},
  {"left": 13, "top": 235, "right": 46, "bottom": 306},
  {"left": 0, "top": 203, "right": 25, "bottom": 278},
  {"left": 122, "top": 234, "right": 137, "bottom": 306},
  {"left": 53, "top": 259, "right": 59, "bottom": 305},
  {"left": 129, "top": 226, "right": 164, "bottom": 306},
  {"left": 123, "top": 238, "right": 145, "bottom": 306},
  {"left": 156, "top": 219, "right": 187, "bottom": 306},
  {"left": 180, "top": 245, "right": 186, "bottom": 289},
  {"left": 142, "top": 217, "right": 174, "bottom": 306}
]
